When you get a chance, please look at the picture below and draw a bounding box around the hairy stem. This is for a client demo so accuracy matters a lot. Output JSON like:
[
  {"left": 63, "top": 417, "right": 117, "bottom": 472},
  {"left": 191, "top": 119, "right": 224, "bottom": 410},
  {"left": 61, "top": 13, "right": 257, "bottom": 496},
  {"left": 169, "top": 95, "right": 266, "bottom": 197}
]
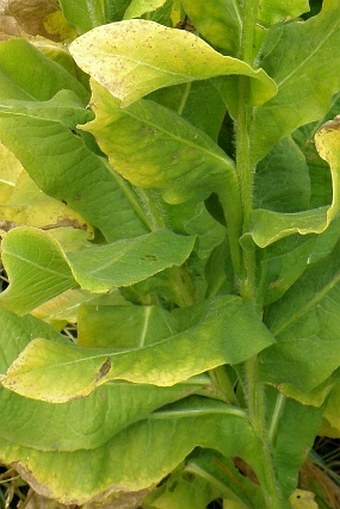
[
  {"left": 236, "top": 1, "right": 285, "bottom": 507},
  {"left": 219, "top": 176, "right": 243, "bottom": 279}
]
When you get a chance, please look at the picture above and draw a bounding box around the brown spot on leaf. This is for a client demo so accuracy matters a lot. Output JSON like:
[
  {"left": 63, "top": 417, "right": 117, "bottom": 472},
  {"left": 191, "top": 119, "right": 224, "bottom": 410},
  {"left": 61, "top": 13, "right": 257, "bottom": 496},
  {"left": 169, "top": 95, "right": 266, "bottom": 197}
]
[
  {"left": 96, "top": 358, "right": 111, "bottom": 381},
  {"left": 233, "top": 457, "right": 259, "bottom": 484}
]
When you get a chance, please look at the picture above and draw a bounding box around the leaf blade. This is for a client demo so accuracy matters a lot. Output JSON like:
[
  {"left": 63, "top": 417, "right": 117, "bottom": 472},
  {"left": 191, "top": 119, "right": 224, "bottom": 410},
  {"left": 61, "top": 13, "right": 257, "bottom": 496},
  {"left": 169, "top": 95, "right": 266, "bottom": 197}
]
[
  {"left": 259, "top": 241, "right": 340, "bottom": 391},
  {"left": 247, "top": 115, "right": 340, "bottom": 247},
  {"left": 81, "top": 79, "right": 236, "bottom": 204},
  {"left": 251, "top": 0, "right": 340, "bottom": 163},
  {"left": 69, "top": 19, "right": 277, "bottom": 107},
  {"left": 68, "top": 228, "right": 196, "bottom": 291},
  {"left": 1, "top": 296, "right": 274, "bottom": 402},
  {"left": 0, "top": 305, "right": 204, "bottom": 452},
  {"left": 0, "top": 93, "right": 151, "bottom": 241},
  {"left": 0, "top": 398, "right": 265, "bottom": 505},
  {"left": 0, "top": 227, "right": 78, "bottom": 314}
]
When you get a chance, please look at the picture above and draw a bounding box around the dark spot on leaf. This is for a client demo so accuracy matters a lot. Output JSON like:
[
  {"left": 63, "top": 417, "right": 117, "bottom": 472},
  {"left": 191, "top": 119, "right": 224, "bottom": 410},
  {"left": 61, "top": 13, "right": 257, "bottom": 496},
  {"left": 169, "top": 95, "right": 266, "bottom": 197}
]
[
  {"left": 233, "top": 457, "right": 259, "bottom": 484},
  {"left": 140, "top": 254, "right": 158, "bottom": 261},
  {"left": 96, "top": 358, "right": 111, "bottom": 381}
]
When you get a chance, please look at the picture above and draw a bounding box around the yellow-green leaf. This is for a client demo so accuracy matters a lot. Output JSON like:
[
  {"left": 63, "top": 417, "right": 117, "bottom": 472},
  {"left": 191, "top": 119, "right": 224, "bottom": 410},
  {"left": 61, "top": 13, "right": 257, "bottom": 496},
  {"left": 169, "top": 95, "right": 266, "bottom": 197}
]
[
  {"left": 0, "top": 398, "right": 264, "bottom": 505},
  {"left": 1, "top": 296, "right": 274, "bottom": 402},
  {"left": 69, "top": 19, "right": 277, "bottom": 107},
  {"left": 289, "top": 490, "right": 319, "bottom": 509},
  {"left": 80, "top": 79, "right": 236, "bottom": 205}
]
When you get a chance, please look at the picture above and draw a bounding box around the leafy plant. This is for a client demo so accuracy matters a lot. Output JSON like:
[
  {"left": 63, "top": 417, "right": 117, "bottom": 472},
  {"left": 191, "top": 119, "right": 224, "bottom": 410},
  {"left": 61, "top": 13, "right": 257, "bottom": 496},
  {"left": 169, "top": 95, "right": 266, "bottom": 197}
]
[{"left": 0, "top": 0, "right": 339, "bottom": 508}]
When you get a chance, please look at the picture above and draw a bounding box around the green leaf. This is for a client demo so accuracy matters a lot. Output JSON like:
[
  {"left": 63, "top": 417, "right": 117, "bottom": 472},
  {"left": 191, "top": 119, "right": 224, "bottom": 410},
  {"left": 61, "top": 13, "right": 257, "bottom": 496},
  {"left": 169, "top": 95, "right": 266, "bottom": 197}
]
[
  {"left": 0, "top": 92, "right": 150, "bottom": 241},
  {"left": 58, "top": 0, "right": 108, "bottom": 33},
  {"left": 40, "top": 226, "right": 92, "bottom": 253},
  {"left": 124, "top": 0, "right": 167, "bottom": 19},
  {"left": 67, "top": 228, "right": 196, "bottom": 291},
  {"left": 182, "top": 201, "right": 226, "bottom": 260},
  {"left": 251, "top": 0, "right": 340, "bottom": 164},
  {"left": 258, "top": 217, "right": 340, "bottom": 306},
  {"left": 0, "top": 397, "right": 265, "bottom": 505},
  {"left": 247, "top": 115, "right": 340, "bottom": 247},
  {"left": 0, "top": 306, "right": 68, "bottom": 369},
  {"left": 254, "top": 137, "right": 310, "bottom": 213},
  {"left": 180, "top": 0, "right": 309, "bottom": 61},
  {"left": 69, "top": 19, "right": 277, "bottom": 107},
  {"left": 258, "top": 0, "right": 310, "bottom": 25},
  {"left": 293, "top": 93, "right": 340, "bottom": 210},
  {"left": 279, "top": 377, "right": 335, "bottom": 409},
  {"left": 143, "top": 464, "right": 221, "bottom": 509},
  {"left": 259, "top": 241, "right": 340, "bottom": 391},
  {"left": 32, "top": 289, "right": 97, "bottom": 327},
  {"left": 0, "top": 141, "right": 22, "bottom": 204},
  {"left": 30, "top": 38, "right": 83, "bottom": 78},
  {"left": 0, "top": 306, "right": 203, "bottom": 452},
  {"left": 180, "top": 0, "right": 241, "bottom": 55},
  {"left": 205, "top": 240, "right": 234, "bottom": 299},
  {"left": 149, "top": 79, "right": 227, "bottom": 142},
  {"left": 78, "top": 303, "right": 177, "bottom": 348},
  {"left": 259, "top": 236, "right": 317, "bottom": 307},
  {"left": 266, "top": 388, "right": 322, "bottom": 499},
  {"left": 0, "top": 38, "right": 88, "bottom": 102},
  {"left": 0, "top": 226, "right": 195, "bottom": 310},
  {"left": 1, "top": 381, "right": 199, "bottom": 453},
  {"left": 108, "top": 0, "right": 134, "bottom": 21},
  {"left": 1, "top": 296, "right": 274, "bottom": 402},
  {"left": 0, "top": 227, "right": 78, "bottom": 314},
  {"left": 80, "top": 79, "right": 236, "bottom": 204},
  {"left": 0, "top": 380, "right": 200, "bottom": 453},
  {"left": 186, "top": 450, "right": 263, "bottom": 509}
]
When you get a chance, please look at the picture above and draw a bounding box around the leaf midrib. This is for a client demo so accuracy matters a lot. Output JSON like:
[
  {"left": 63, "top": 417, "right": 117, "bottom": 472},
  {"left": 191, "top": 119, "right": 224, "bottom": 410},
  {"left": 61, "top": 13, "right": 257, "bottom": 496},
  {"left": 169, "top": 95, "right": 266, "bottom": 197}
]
[{"left": 150, "top": 406, "right": 247, "bottom": 419}]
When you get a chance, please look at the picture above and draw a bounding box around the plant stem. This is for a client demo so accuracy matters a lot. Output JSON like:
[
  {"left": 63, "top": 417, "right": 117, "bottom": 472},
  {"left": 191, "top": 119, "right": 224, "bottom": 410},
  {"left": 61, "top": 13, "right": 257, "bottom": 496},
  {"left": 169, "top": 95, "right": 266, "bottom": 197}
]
[
  {"left": 245, "top": 359, "right": 284, "bottom": 508},
  {"left": 236, "top": 1, "right": 285, "bottom": 507},
  {"left": 219, "top": 176, "right": 243, "bottom": 279},
  {"left": 236, "top": 76, "right": 256, "bottom": 301}
]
